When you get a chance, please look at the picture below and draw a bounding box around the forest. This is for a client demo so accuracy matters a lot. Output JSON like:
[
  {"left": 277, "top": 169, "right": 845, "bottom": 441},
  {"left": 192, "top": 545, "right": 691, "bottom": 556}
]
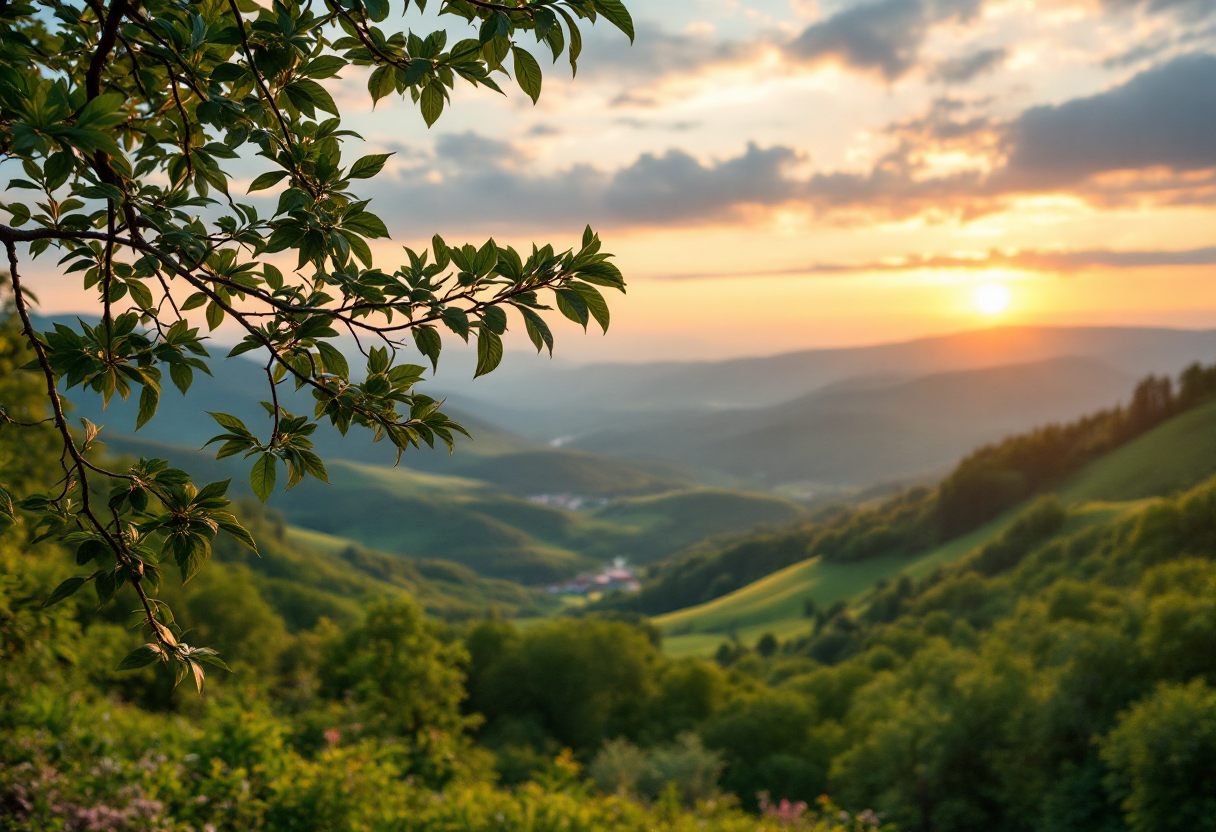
[{"left": 4, "top": 304, "right": 1216, "bottom": 832}]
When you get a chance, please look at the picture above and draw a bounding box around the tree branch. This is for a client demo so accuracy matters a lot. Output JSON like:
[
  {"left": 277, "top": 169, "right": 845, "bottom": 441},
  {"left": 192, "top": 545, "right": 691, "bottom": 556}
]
[{"left": 85, "top": 0, "right": 131, "bottom": 100}]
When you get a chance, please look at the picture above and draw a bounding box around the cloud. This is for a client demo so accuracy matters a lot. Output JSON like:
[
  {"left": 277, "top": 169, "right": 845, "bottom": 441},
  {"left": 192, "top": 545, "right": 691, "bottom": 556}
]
[
  {"left": 791, "top": 54, "right": 1216, "bottom": 216},
  {"left": 655, "top": 246, "right": 1216, "bottom": 279},
  {"left": 602, "top": 145, "right": 800, "bottom": 222},
  {"left": 929, "top": 48, "right": 1007, "bottom": 83},
  {"left": 361, "top": 55, "right": 1216, "bottom": 234},
  {"left": 998, "top": 53, "right": 1216, "bottom": 190},
  {"left": 785, "top": 0, "right": 984, "bottom": 80},
  {"left": 1102, "top": 0, "right": 1216, "bottom": 20},
  {"left": 433, "top": 132, "right": 525, "bottom": 169},
  {"left": 577, "top": 20, "right": 761, "bottom": 85},
  {"left": 365, "top": 141, "right": 803, "bottom": 233}
]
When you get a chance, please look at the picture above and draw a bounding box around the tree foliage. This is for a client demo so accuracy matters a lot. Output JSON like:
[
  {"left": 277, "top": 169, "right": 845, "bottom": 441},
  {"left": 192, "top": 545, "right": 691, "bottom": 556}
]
[
  {"left": 0, "top": 0, "right": 631, "bottom": 683},
  {"left": 601, "top": 364, "right": 1216, "bottom": 619}
]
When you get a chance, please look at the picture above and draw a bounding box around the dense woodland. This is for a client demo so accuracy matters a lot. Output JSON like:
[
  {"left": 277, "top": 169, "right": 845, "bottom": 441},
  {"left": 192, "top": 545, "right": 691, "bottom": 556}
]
[
  {"left": 4, "top": 304, "right": 1216, "bottom": 832},
  {"left": 603, "top": 364, "right": 1216, "bottom": 617},
  {"left": 0, "top": 307, "right": 867, "bottom": 832}
]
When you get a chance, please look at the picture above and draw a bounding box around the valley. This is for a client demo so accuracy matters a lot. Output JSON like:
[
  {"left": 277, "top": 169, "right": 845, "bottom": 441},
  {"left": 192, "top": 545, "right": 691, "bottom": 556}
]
[{"left": 656, "top": 395, "right": 1216, "bottom": 655}]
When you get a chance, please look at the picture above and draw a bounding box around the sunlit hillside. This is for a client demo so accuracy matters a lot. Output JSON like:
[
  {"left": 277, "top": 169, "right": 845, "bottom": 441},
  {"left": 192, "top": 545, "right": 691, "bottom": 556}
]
[{"left": 654, "top": 397, "right": 1216, "bottom": 656}]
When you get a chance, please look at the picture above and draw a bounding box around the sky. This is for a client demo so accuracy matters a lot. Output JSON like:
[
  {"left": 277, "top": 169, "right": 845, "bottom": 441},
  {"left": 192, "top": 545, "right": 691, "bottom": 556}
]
[{"left": 27, "top": 0, "right": 1216, "bottom": 363}]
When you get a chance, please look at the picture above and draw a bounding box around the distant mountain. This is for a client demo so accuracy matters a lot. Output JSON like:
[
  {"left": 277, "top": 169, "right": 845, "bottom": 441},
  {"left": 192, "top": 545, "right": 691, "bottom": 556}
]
[
  {"left": 572, "top": 356, "right": 1138, "bottom": 487},
  {"left": 54, "top": 336, "right": 686, "bottom": 498},
  {"left": 431, "top": 325, "right": 1216, "bottom": 438}
]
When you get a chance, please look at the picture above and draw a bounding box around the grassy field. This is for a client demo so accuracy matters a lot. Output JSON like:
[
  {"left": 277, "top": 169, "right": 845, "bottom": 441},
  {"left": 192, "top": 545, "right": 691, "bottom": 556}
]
[
  {"left": 591, "top": 490, "right": 805, "bottom": 565},
  {"left": 1057, "top": 399, "right": 1216, "bottom": 503},
  {"left": 656, "top": 500, "right": 1145, "bottom": 656},
  {"left": 656, "top": 511, "right": 1016, "bottom": 656},
  {"left": 654, "top": 402, "right": 1216, "bottom": 656}
]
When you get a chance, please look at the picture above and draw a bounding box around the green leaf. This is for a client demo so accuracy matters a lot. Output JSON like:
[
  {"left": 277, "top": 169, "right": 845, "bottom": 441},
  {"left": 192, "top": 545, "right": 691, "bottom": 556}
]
[
  {"left": 248, "top": 170, "right": 289, "bottom": 192},
  {"left": 193, "top": 479, "right": 231, "bottom": 505},
  {"left": 571, "top": 282, "right": 610, "bottom": 332},
  {"left": 348, "top": 153, "right": 393, "bottom": 180},
  {"left": 556, "top": 288, "right": 589, "bottom": 329},
  {"left": 0, "top": 483, "right": 14, "bottom": 523},
  {"left": 512, "top": 46, "right": 542, "bottom": 104},
  {"left": 413, "top": 325, "right": 442, "bottom": 371},
  {"left": 181, "top": 292, "right": 208, "bottom": 311},
  {"left": 172, "top": 534, "right": 210, "bottom": 583},
  {"left": 481, "top": 305, "right": 508, "bottom": 334},
  {"left": 517, "top": 305, "right": 554, "bottom": 355},
  {"left": 316, "top": 341, "right": 349, "bottom": 379},
  {"left": 95, "top": 569, "right": 121, "bottom": 604},
  {"left": 420, "top": 83, "right": 444, "bottom": 127},
  {"left": 208, "top": 412, "right": 251, "bottom": 434},
  {"left": 75, "top": 92, "right": 126, "bottom": 129},
  {"left": 251, "top": 453, "right": 276, "bottom": 502},
  {"left": 136, "top": 382, "right": 159, "bottom": 430},
  {"left": 303, "top": 55, "right": 347, "bottom": 79},
  {"left": 169, "top": 362, "right": 193, "bottom": 395},
  {"left": 343, "top": 211, "right": 389, "bottom": 239},
  {"left": 441, "top": 307, "right": 469, "bottom": 341},
  {"left": 369, "top": 65, "right": 397, "bottom": 105},
  {"left": 592, "top": 0, "right": 635, "bottom": 42},
  {"left": 193, "top": 651, "right": 232, "bottom": 671},
  {"left": 205, "top": 301, "right": 225, "bottom": 331},
  {"left": 116, "top": 644, "right": 163, "bottom": 671},
  {"left": 285, "top": 79, "right": 339, "bottom": 117},
  {"left": 263, "top": 264, "right": 284, "bottom": 290},
  {"left": 209, "top": 62, "right": 250, "bottom": 83},
  {"left": 475, "top": 328, "right": 503, "bottom": 378},
  {"left": 299, "top": 449, "right": 329, "bottom": 483},
  {"left": 215, "top": 512, "right": 259, "bottom": 553},
  {"left": 43, "top": 576, "right": 87, "bottom": 607}
]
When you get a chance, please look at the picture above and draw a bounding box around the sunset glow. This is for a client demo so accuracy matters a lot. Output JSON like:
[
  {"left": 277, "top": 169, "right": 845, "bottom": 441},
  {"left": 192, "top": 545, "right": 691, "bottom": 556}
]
[
  {"left": 16, "top": 0, "right": 1216, "bottom": 363},
  {"left": 975, "top": 283, "right": 1012, "bottom": 316}
]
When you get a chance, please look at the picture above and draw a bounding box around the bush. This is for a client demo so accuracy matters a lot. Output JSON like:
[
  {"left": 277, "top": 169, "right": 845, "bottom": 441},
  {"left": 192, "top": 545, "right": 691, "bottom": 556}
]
[
  {"left": 590, "top": 734, "right": 723, "bottom": 805},
  {"left": 1101, "top": 680, "right": 1216, "bottom": 832}
]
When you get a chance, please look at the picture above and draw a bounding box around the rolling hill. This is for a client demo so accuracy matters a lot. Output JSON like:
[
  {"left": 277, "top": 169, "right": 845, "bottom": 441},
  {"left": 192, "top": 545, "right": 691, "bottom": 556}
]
[
  {"left": 432, "top": 324, "right": 1215, "bottom": 438},
  {"left": 572, "top": 356, "right": 1138, "bottom": 487},
  {"left": 100, "top": 433, "right": 806, "bottom": 584},
  {"left": 652, "top": 397, "right": 1216, "bottom": 656},
  {"left": 175, "top": 500, "right": 559, "bottom": 629}
]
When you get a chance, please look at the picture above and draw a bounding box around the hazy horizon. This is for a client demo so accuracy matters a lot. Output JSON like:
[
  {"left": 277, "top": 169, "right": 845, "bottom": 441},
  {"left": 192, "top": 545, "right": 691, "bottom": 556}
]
[{"left": 19, "top": 0, "right": 1216, "bottom": 362}]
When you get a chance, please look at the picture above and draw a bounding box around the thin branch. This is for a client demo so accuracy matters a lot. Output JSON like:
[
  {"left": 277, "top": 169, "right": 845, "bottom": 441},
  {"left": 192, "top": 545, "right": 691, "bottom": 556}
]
[
  {"left": 225, "top": 0, "right": 297, "bottom": 154},
  {"left": 5, "top": 238, "right": 168, "bottom": 653},
  {"left": 265, "top": 357, "right": 281, "bottom": 448},
  {"left": 164, "top": 62, "right": 195, "bottom": 183}
]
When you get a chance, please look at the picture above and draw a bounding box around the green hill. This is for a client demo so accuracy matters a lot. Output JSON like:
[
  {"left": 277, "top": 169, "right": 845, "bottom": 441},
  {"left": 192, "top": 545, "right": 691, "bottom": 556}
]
[
  {"left": 656, "top": 501, "right": 1139, "bottom": 656},
  {"left": 592, "top": 490, "right": 807, "bottom": 564},
  {"left": 654, "top": 397, "right": 1216, "bottom": 656},
  {"left": 174, "top": 501, "right": 559, "bottom": 630},
  {"left": 101, "top": 434, "right": 805, "bottom": 584},
  {"left": 1058, "top": 398, "right": 1216, "bottom": 502}
]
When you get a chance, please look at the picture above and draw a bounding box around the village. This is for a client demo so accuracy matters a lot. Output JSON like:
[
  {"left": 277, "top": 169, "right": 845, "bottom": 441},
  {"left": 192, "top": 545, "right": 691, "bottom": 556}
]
[{"left": 545, "top": 557, "right": 641, "bottom": 597}]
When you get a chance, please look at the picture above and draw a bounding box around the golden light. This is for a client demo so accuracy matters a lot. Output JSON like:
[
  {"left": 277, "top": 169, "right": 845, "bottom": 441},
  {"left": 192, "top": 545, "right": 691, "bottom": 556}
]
[{"left": 975, "top": 282, "right": 1011, "bottom": 315}]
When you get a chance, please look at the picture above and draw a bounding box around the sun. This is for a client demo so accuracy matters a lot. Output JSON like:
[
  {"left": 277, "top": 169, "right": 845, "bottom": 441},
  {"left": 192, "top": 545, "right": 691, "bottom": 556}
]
[{"left": 974, "top": 282, "right": 1011, "bottom": 316}]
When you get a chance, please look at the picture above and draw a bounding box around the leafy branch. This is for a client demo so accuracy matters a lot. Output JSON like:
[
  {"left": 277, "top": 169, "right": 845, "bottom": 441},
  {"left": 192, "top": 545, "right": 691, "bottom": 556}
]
[{"left": 0, "top": 0, "right": 631, "bottom": 687}]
